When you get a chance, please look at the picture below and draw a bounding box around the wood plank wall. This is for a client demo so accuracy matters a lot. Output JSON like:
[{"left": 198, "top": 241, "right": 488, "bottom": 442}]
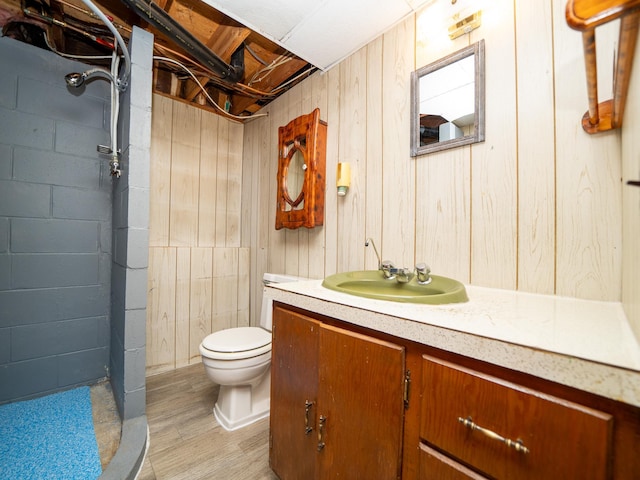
[
  {"left": 242, "top": 0, "right": 632, "bottom": 330},
  {"left": 147, "top": 95, "right": 248, "bottom": 375}
]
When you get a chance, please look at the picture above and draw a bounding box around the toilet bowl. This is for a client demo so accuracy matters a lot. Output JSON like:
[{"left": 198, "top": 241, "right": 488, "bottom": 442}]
[{"left": 199, "top": 272, "right": 305, "bottom": 431}]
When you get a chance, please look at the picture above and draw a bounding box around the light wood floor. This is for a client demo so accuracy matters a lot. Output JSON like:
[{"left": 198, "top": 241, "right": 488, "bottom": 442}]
[{"left": 138, "top": 363, "right": 279, "bottom": 480}]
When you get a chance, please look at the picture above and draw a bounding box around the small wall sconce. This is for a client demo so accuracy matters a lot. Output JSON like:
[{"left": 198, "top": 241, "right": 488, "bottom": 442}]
[
  {"left": 449, "top": 10, "right": 482, "bottom": 40},
  {"left": 336, "top": 162, "right": 351, "bottom": 196}
]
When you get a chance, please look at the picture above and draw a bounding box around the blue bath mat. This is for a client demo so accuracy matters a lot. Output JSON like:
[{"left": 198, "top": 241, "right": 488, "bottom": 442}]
[{"left": 0, "top": 386, "right": 102, "bottom": 479}]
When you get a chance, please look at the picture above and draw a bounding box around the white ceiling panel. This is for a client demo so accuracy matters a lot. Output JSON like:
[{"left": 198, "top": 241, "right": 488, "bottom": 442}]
[
  {"left": 202, "top": 0, "right": 434, "bottom": 71},
  {"left": 202, "top": 0, "right": 323, "bottom": 42},
  {"left": 284, "top": 0, "right": 413, "bottom": 70}
]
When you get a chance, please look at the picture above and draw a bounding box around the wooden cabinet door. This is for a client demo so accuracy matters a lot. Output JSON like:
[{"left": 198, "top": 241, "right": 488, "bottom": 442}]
[
  {"left": 270, "top": 306, "right": 320, "bottom": 480},
  {"left": 275, "top": 108, "right": 327, "bottom": 230},
  {"left": 317, "top": 324, "right": 405, "bottom": 479}
]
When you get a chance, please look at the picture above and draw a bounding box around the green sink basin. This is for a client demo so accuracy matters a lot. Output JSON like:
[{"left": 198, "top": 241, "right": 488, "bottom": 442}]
[{"left": 321, "top": 270, "right": 468, "bottom": 305}]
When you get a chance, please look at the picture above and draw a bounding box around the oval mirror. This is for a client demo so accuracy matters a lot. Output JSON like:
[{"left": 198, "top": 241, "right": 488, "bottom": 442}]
[
  {"left": 283, "top": 138, "right": 306, "bottom": 211},
  {"left": 410, "top": 40, "right": 485, "bottom": 156}
]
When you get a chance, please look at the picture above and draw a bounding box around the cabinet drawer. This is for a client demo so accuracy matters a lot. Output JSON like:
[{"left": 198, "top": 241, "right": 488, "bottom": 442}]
[
  {"left": 420, "top": 355, "right": 613, "bottom": 479},
  {"left": 419, "top": 443, "right": 488, "bottom": 480}
]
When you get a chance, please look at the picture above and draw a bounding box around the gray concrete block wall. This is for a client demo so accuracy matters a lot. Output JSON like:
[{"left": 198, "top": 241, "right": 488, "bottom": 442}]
[
  {"left": 0, "top": 36, "right": 112, "bottom": 403},
  {"left": 109, "top": 26, "right": 151, "bottom": 421}
]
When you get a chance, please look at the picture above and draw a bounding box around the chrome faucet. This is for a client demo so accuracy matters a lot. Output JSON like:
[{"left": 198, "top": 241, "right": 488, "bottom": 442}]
[
  {"left": 366, "top": 238, "right": 431, "bottom": 285},
  {"left": 365, "top": 238, "right": 382, "bottom": 270},
  {"left": 365, "top": 238, "right": 396, "bottom": 277},
  {"left": 383, "top": 262, "right": 431, "bottom": 284}
]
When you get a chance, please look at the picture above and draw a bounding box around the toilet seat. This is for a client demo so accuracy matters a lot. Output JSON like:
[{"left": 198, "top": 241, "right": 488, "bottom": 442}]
[{"left": 200, "top": 327, "right": 271, "bottom": 360}]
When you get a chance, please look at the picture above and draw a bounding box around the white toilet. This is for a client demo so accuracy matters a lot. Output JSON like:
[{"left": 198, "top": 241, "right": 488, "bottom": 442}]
[{"left": 199, "top": 272, "right": 305, "bottom": 431}]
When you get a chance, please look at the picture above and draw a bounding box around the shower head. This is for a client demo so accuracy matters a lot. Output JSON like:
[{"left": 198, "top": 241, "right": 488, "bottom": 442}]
[
  {"left": 64, "top": 68, "right": 116, "bottom": 89},
  {"left": 65, "top": 72, "right": 85, "bottom": 88}
]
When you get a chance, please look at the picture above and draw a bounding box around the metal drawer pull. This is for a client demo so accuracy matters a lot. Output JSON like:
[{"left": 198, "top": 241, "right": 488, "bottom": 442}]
[
  {"left": 317, "top": 415, "right": 327, "bottom": 451},
  {"left": 304, "top": 400, "right": 314, "bottom": 435},
  {"left": 458, "top": 416, "right": 530, "bottom": 454}
]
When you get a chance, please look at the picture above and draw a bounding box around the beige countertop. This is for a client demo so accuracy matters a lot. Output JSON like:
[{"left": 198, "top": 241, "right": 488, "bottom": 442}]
[{"left": 265, "top": 280, "right": 640, "bottom": 408}]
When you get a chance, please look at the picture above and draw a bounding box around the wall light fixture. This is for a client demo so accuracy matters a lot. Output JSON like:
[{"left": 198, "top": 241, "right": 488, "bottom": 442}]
[
  {"left": 449, "top": 10, "right": 482, "bottom": 40},
  {"left": 337, "top": 162, "right": 351, "bottom": 196}
]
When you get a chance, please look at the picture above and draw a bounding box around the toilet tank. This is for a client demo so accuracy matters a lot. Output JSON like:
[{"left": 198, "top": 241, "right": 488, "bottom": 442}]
[{"left": 260, "top": 272, "right": 307, "bottom": 331}]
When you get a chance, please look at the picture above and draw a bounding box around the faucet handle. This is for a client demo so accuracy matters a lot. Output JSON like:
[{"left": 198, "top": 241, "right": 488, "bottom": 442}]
[
  {"left": 381, "top": 260, "right": 395, "bottom": 279},
  {"left": 415, "top": 263, "right": 431, "bottom": 284}
]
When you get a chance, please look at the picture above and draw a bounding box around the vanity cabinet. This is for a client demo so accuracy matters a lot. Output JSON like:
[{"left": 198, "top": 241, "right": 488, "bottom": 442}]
[
  {"left": 269, "top": 302, "right": 640, "bottom": 480},
  {"left": 269, "top": 305, "right": 405, "bottom": 479}
]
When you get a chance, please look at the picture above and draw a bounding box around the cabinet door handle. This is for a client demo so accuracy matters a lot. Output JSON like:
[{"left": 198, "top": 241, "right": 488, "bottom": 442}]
[
  {"left": 317, "top": 415, "right": 327, "bottom": 451},
  {"left": 304, "top": 400, "right": 314, "bottom": 435},
  {"left": 458, "top": 416, "right": 530, "bottom": 454}
]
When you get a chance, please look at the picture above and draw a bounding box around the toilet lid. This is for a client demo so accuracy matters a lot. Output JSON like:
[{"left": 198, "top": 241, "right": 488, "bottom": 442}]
[{"left": 201, "top": 327, "right": 271, "bottom": 353}]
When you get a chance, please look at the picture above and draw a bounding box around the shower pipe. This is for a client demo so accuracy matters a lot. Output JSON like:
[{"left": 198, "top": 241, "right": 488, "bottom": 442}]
[
  {"left": 108, "top": 52, "right": 121, "bottom": 176},
  {"left": 63, "top": 0, "right": 131, "bottom": 177},
  {"left": 64, "top": 54, "right": 122, "bottom": 176},
  {"left": 80, "top": 0, "right": 130, "bottom": 90}
]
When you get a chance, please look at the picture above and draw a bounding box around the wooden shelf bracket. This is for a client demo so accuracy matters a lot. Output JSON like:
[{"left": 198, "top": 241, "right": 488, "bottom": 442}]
[{"left": 566, "top": 0, "right": 640, "bottom": 134}]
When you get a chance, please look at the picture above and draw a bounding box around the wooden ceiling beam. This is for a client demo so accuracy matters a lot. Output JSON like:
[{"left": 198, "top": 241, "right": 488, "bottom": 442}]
[
  {"left": 206, "top": 24, "right": 251, "bottom": 62},
  {"left": 230, "top": 94, "right": 264, "bottom": 116},
  {"left": 230, "top": 57, "right": 310, "bottom": 115},
  {"left": 0, "top": 0, "right": 22, "bottom": 17},
  {"left": 185, "top": 76, "right": 211, "bottom": 102},
  {"left": 154, "top": 0, "right": 174, "bottom": 11},
  {"left": 248, "top": 57, "right": 309, "bottom": 92},
  {"left": 49, "top": 0, "right": 66, "bottom": 51}
]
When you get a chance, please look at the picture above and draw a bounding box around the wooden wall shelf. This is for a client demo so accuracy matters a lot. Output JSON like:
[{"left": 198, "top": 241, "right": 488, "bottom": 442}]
[{"left": 566, "top": 0, "right": 640, "bottom": 133}]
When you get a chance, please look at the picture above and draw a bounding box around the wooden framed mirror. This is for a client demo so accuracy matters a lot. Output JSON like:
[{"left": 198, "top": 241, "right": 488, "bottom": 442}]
[
  {"left": 275, "top": 108, "right": 327, "bottom": 230},
  {"left": 410, "top": 40, "right": 485, "bottom": 156}
]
